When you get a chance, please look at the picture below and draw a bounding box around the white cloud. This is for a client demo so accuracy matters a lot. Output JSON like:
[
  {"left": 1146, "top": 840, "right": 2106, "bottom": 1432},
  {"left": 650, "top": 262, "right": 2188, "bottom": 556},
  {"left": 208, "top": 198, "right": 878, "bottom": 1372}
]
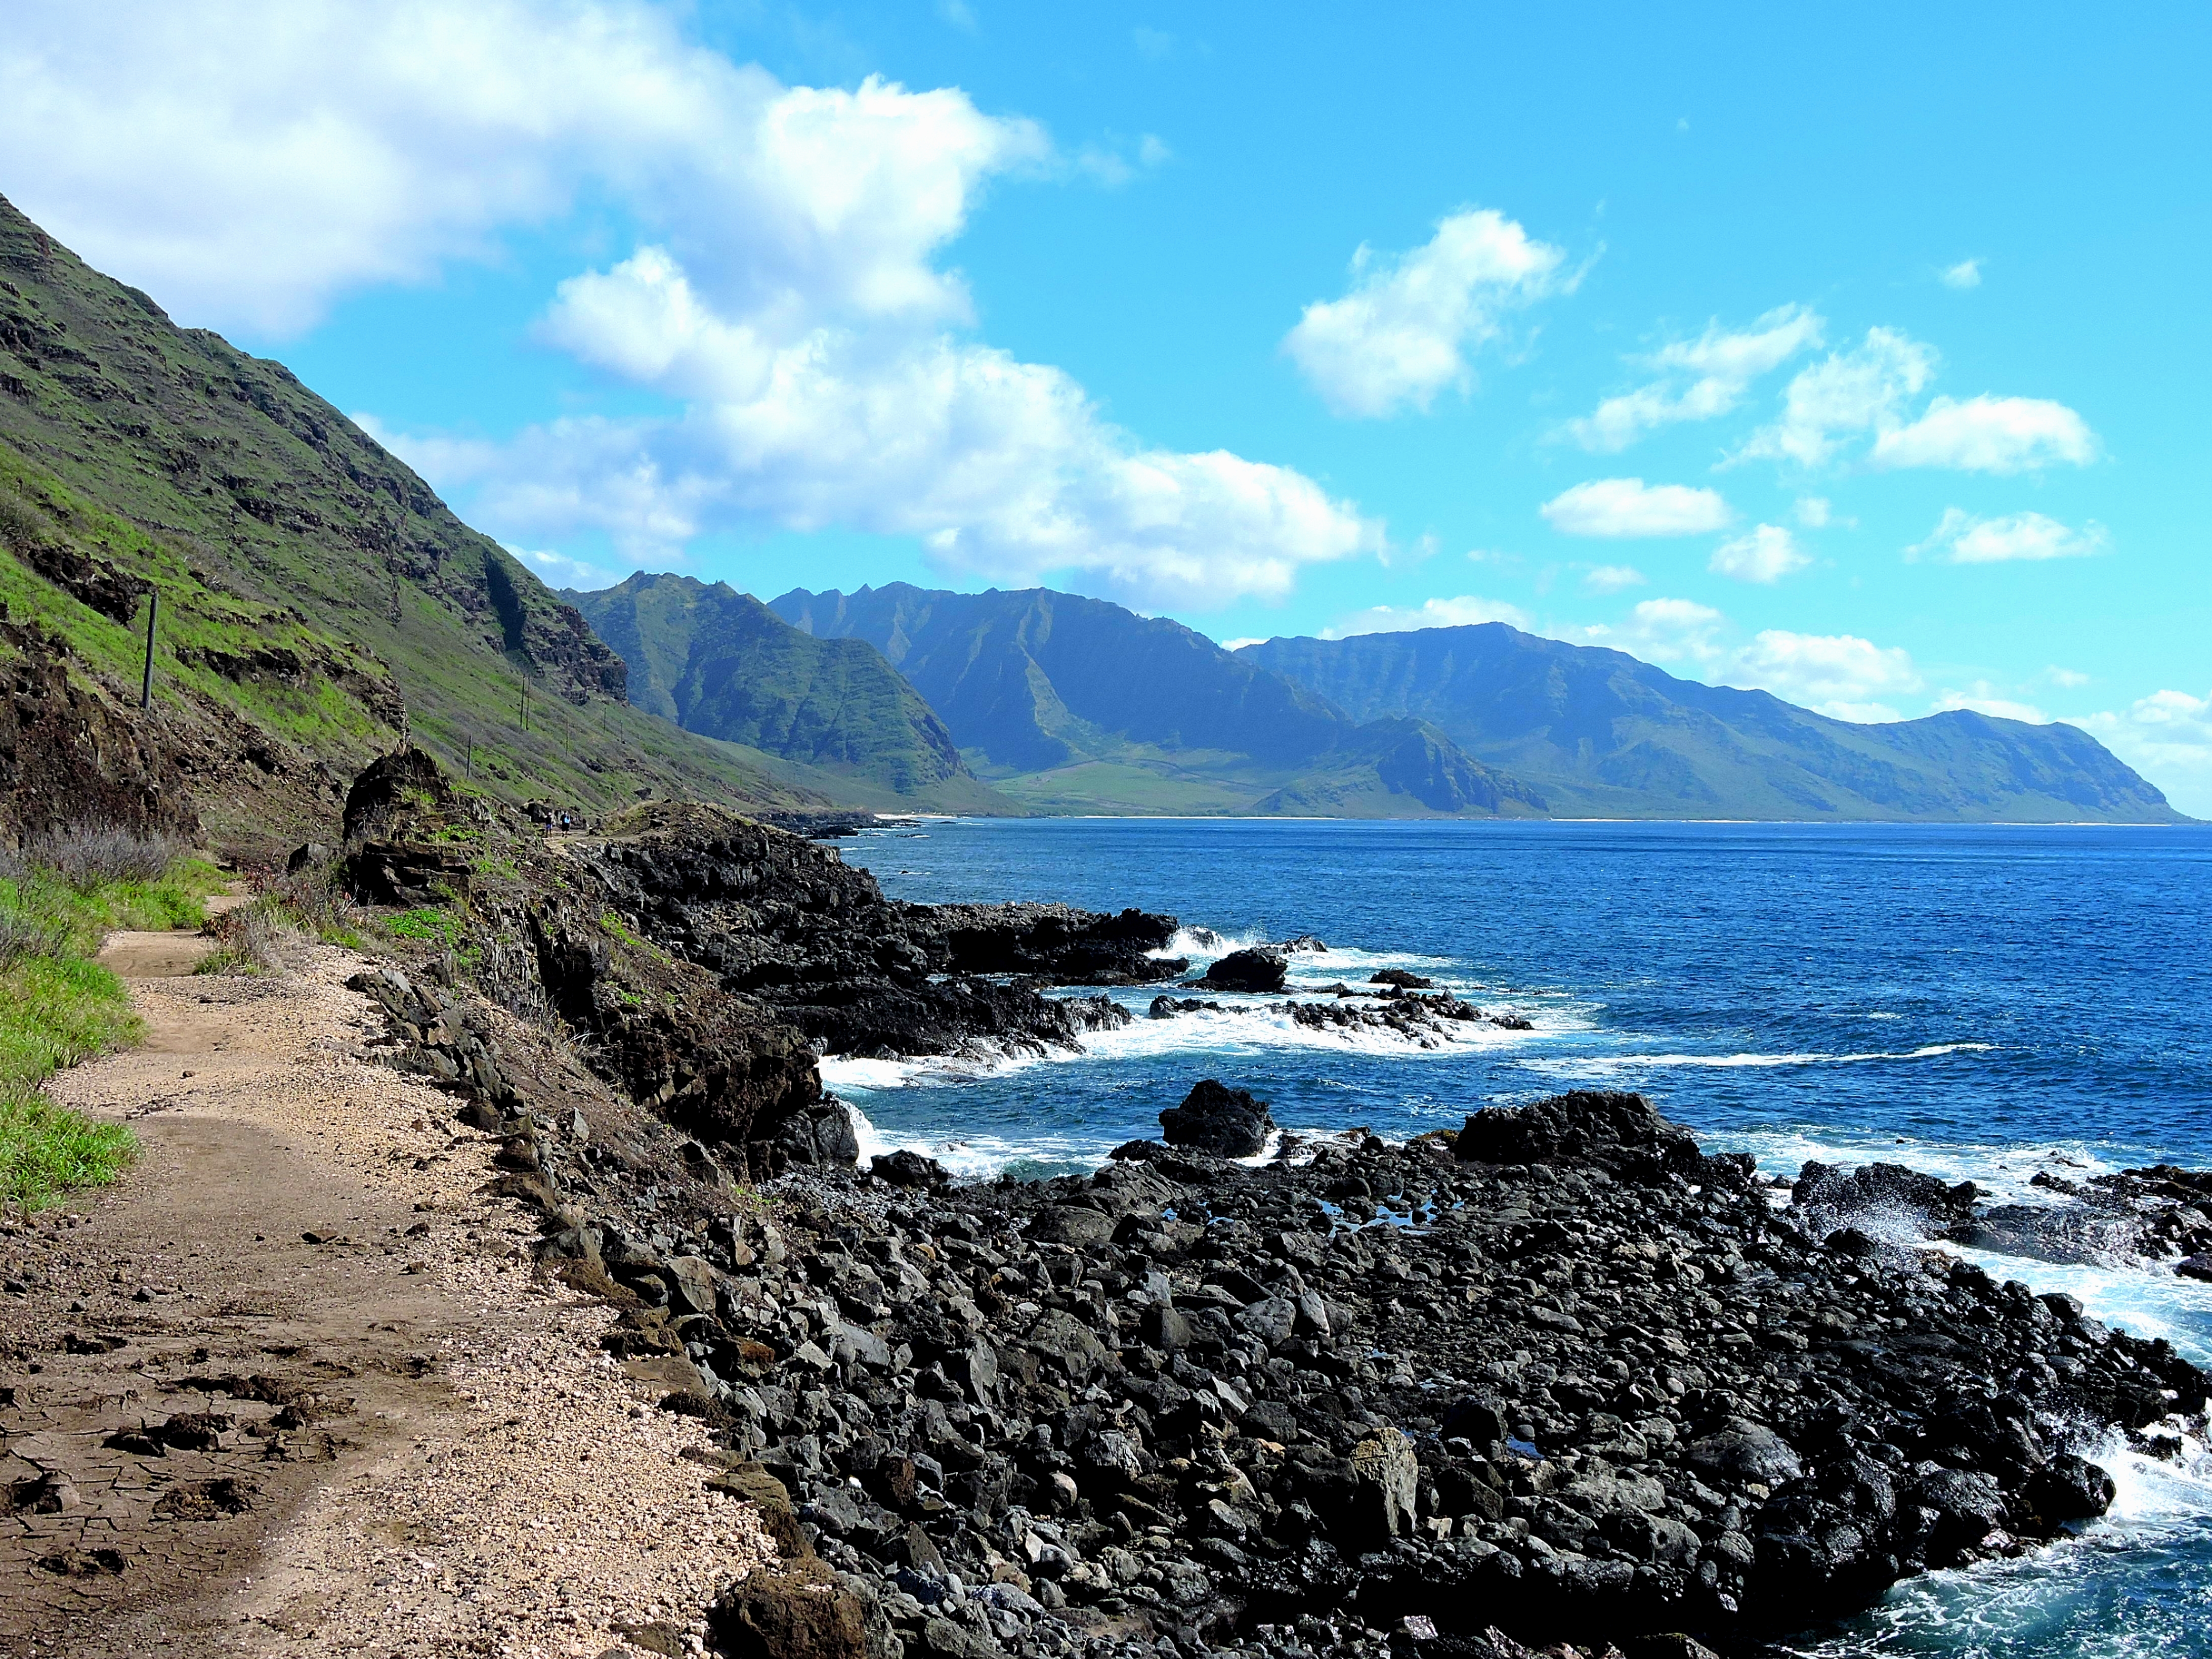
[
  {"left": 1794, "top": 496, "right": 1833, "bottom": 528},
  {"left": 2077, "top": 689, "right": 2212, "bottom": 818},
  {"left": 1581, "top": 564, "right": 1646, "bottom": 593},
  {"left": 1541, "top": 478, "right": 1733, "bottom": 538},
  {"left": 1733, "top": 326, "right": 2098, "bottom": 475},
  {"left": 1219, "top": 636, "right": 1266, "bottom": 653},
  {"left": 4, "top": 1, "right": 1388, "bottom": 610},
  {"left": 1934, "top": 685, "right": 2049, "bottom": 723},
  {"left": 1735, "top": 327, "right": 1937, "bottom": 467},
  {"left": 1321, "top": 594, "right": 1532, "bottom": 639},
  {"left": 1708, "top": 523, "right": 1811, "bottom": 584},
  {"left": 0, "top": 2, "right": 1051, "bottom": 336},
  {"left": 1939, "top": 260, "right": 1983, "bottom": 290},
  {"left": 1575, "top": 598, "right": 1928, "bottom": 724},
  {"left": 1909, "top": 507, "right": 2110, "bottom": 564},
  {"left": 1283, "top": 208, "right": 1569, "bottom": 417},
  {"left": 1871, "top": 395, "right": 2099, "bottom": 473},
  {"left": 511, "top": 543, "right": 628, "bottom": 591},
  {"left": 1567, "top": 303, "right": 1823, "bottom": 452},
  {"left": 2045, "top": 666, "right": 2091, "bottom": 689},
  {"left": 1724, "top": 629, "right": 1922, "bottom": 721},
  {"left": 1576, "top": 597, "right": 1728, "bottom": 667}
]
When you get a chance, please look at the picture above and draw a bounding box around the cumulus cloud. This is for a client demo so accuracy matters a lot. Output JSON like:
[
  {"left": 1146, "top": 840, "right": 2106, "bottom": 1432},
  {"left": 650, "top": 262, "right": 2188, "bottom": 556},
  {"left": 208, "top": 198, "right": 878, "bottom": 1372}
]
[
  {"left": 1567, "top": 303, "right": 1823, "bottom": 452},
  {"left": 1581, "top": 564, "right": 1647, "bottom": 593},
  {"left": 1321, "top": 594, "right": 1532, "bottom": 639},
  {"left": 1575, "top": 598, "right": 1728, "bottom": 667},
  {"left": 2077, "top": 689, "right": 2212, "bottom": 818},
  {"left": 1871, "top": 396, "right": 2099, "bottom": 473},
  {"left": 1909, "top": 507, "right": 2110, "bottom": 564},
  {"left": 1939, "top": 260, "right": 1983, "bottom": 290},
  {"left": 1732, "top": 325, "right": 2098, "bottom": 476},
  {"left": 1708, "top": 524, "right": 1811, "bottom": 584},
  {"left": 0, "top": 0, "right": 1394, "bottom": 610},
  {"left": 1724, "top": 629, "right": 1922, "bottom": 722},
  {"left": 1576, "top": 599, "right": 1922, "bottom": 721},
  {"left": 509, "top": 544, "right": 628, "bottom": 590},
  {"left": 1541, "top": 478, "right": 1733, "bottom": 538},
  {"left": 1794, "top": 496, "right": 1833, "bottom": 528},
  {"left": 1283, "top": 208, "right": 1569, "bottom": 417},
  {"left": 1934, "top": 684, "right": 2049, "bottom": 723},
  {"left": 1735, "top": 327, "right": 1937, "bottom": 467},
  {"left": 0, "top": 1, "right": 1053, "bottom": 336}
]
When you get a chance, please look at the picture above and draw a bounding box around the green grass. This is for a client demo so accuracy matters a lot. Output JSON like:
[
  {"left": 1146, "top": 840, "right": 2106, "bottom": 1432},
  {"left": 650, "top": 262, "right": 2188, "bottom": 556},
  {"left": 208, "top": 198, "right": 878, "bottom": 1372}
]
[
  {"left": 383, "top": 905, "right": 466, "bottom": 950},
  {"left": 0, "top": 1087, "right": 137, "bottom": 1216},
  {"left": 0, "top": 847, "right": 220, "bottom": 1211}
]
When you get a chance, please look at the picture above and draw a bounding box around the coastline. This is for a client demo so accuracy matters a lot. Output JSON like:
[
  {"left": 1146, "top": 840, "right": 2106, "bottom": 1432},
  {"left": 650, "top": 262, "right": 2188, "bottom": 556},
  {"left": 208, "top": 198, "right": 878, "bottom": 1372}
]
[{"left": 10, "top": 757, "right": 2207, "bottom": 1657}]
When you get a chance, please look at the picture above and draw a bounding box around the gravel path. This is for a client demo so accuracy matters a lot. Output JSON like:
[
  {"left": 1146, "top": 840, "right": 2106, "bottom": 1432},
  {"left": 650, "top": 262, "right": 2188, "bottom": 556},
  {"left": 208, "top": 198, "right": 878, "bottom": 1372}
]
[{"left": 1, "top": 945, "right": 775, "bottom": 1658}]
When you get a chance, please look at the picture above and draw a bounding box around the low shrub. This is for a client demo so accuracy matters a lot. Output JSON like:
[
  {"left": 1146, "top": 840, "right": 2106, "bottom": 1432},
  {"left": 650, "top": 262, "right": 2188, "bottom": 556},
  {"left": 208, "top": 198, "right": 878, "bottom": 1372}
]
[{"left": 25, "top": 826, "right": 184, "bottom": 888}]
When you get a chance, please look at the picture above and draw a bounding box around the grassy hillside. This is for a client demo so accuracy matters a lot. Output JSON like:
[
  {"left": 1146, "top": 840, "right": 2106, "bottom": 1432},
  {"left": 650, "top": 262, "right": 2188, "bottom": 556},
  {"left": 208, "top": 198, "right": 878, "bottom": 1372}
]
[
  {"left": 770, "top": 582, "right": 1540, "bottom": 817},
  {"left": 1243, "top": 624, "right": 2185, "bottom": 823},
  {"left": 568, "top": 572, "right": 1017, "bottom": 813},
  {"left": 0, "top": 193, "right": 819, "bottom": 849}
]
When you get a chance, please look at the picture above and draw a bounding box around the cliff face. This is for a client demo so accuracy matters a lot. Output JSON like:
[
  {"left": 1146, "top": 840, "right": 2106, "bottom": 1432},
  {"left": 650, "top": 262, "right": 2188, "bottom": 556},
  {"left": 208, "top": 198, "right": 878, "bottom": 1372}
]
[{"left": 0, "top": 194, "right": 812, "bottom": 847}]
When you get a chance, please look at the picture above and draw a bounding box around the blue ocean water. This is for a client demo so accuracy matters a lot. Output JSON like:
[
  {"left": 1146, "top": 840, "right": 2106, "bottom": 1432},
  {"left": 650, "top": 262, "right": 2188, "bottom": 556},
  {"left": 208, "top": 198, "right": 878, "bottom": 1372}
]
[{"left": 828, "top": 817, "right": 2212, "bottom": 1657}]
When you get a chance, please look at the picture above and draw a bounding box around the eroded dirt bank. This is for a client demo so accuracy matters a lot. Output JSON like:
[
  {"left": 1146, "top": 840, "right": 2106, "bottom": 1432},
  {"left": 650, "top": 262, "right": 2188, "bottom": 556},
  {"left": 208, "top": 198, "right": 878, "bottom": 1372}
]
[{"left": 0, "top": 948, "right": 774, "bottom": 1658}]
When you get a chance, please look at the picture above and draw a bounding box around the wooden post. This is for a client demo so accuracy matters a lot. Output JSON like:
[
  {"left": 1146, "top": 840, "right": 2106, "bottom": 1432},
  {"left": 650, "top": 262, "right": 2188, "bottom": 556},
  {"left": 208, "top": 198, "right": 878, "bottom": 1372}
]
[{"left": 140, "top": 588, "right": 158, "bottom": 708}]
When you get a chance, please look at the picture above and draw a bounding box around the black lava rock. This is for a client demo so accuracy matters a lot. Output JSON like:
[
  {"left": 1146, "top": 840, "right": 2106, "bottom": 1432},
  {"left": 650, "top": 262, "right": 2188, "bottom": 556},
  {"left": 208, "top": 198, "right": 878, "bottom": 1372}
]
[
  {"left": 1201, "top": 948, "right": 1288, "bottom": 993},
  {"left": 1158, "top": 1079, "right": 1274, "bottom": 1156}
]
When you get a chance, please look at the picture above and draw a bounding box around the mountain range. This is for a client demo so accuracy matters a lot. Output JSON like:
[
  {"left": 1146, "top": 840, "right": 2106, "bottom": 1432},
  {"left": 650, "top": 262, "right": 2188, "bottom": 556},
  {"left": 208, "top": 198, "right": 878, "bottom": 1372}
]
[
  {"left": 0, "top": 190, "right": 2182, "bottom": 842},
  {"left": 760, "top": 582, "right": 2181, "bottom": 823},
  {"left": 1241, "top": 625, "right": 2182, "bottom": 823},
  {"left": 767, "top": 583, "right": 1542, "bottom": 816}
]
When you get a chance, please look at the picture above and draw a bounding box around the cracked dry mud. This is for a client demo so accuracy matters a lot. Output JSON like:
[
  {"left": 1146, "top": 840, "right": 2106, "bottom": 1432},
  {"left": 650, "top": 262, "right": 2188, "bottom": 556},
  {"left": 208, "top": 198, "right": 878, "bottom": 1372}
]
[{"left": 1, "top": 945, "right": 776, "bottom": 1658}]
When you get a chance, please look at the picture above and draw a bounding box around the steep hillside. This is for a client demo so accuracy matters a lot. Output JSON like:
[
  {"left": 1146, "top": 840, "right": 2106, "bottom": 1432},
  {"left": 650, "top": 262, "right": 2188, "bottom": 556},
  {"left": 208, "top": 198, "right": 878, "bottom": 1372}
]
[
  {"left": 566, "top": 572, "right": 1015, "bottom": 812},
  {"left": 1242, "top": 623, "right": 2184, "bottom": 823},
  {"left": 0, "top": 193, "right": 815, "bottom": 848},
  {"left": 769, "top": 582, "right": 1543, "bottom": 817}
]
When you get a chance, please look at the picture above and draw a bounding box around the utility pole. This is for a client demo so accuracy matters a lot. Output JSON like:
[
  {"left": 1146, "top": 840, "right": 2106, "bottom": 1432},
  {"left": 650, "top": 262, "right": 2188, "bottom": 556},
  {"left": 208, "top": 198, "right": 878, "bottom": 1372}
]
[
  {"left": 139, "top": 588, "right": 159, "bottom": 709},
  {"left": 520, "top": 678, "right": 530, "bottom": 733}
]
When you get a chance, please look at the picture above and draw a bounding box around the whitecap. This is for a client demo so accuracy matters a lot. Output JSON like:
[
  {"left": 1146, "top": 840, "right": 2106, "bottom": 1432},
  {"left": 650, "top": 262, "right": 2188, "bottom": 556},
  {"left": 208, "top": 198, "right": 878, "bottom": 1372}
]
[{"left": 1522, "top": 1041, "right": 1995, "bottom": 1075}]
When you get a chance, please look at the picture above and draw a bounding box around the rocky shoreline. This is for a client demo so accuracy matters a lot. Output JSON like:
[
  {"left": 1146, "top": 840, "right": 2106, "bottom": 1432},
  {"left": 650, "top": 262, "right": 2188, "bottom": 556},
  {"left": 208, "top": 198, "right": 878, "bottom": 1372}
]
[{"left": 322, "top": 753, "right": 2209, "bottom": 1658}]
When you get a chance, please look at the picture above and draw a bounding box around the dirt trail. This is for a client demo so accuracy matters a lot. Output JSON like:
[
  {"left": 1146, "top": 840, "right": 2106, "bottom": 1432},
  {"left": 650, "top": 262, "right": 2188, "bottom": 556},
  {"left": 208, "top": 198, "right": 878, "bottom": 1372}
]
[{"left": 1, "top": 946, "right": 773, "bottom": 1658}]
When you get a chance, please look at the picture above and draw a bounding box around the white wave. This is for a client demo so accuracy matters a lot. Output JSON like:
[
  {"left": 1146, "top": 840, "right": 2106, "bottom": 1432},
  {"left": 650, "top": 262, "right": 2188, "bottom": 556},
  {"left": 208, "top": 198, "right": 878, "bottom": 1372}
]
[
  {"left": 820, "top": 993, "right": 1567, "bottom": 1097},
  {"left": 843, "top": 1098, "right": 1117, "bottom": 1177},
  {"left": 1937, "top": 1241, "right": 2212, "bottom": 1368},
  {"left": 1718, "top": 1126, "right": 2136, "bottom": 1208},
  {"left": 1798, "top": 1421, "right": 2212, "bottom": 1659},
  {"left": 1523, "top": 1041, "right": 1995, "bottom": 1075}
]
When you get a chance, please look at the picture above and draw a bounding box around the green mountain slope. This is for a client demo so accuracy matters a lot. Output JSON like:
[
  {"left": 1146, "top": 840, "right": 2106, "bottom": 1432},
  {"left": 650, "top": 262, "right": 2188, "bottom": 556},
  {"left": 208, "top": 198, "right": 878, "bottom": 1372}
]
[
  {"left": 1241, "top": 624, "right": 2184, "bottom": 823},
  {"left": 768, "top": 582, "right": 1544, "bottom": 817},
  {"left": 566, "top": 572, "right": 1015, "bottom": 812},
  {"left": 0, "top": 192, "right": 817, "bottom": 847}
]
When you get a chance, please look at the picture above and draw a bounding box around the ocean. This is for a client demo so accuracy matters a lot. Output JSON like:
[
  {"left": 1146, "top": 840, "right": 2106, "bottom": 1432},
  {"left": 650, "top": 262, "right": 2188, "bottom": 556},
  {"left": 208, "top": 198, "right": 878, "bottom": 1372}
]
[{"left": 825, "top": 817, "right": 2212, "bottom": 1658}]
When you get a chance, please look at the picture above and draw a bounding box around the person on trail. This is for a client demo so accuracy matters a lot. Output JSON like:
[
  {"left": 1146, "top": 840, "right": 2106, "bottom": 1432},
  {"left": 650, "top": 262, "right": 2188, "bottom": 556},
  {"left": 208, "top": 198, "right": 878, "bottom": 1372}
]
[{"left": 560, "top": 811, "right": 572, "bottom": 833}]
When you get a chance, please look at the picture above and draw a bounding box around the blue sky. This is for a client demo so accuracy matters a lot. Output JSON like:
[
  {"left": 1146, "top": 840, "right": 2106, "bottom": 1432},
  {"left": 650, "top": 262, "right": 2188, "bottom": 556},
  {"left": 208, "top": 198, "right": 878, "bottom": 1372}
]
[{"left": 5, "top": 3, "right": 2208, "bottom": 810}]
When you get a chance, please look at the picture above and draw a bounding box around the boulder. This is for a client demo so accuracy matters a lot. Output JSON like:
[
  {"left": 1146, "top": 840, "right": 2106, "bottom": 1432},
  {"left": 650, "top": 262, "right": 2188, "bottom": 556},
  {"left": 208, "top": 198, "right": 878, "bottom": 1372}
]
[
  {"left": 1685, "top": 1418, "right": 1804, "bottom": 1487},
  {"left": 869, "top": 1149, "right": 948, "bottom": 1188},
  {"left": 1200, "top": 948, "right": 1287, "bottom": 993},
  {"left": 708, "top": 1558, "right": 893, "bottom": 1659},
  {"left": 1159, "top": 1079, "right": 1274, "bottom": 1157},
  {"left": 1793, "top": 1160, "right": 1980, "bottom": 1232},
  {"left": 1457, "top": 1090, "right": 1706, "bottom": 1182},
  {"left": 1347, "top": 1428, "right": 1420, "bottom": 1544}
]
